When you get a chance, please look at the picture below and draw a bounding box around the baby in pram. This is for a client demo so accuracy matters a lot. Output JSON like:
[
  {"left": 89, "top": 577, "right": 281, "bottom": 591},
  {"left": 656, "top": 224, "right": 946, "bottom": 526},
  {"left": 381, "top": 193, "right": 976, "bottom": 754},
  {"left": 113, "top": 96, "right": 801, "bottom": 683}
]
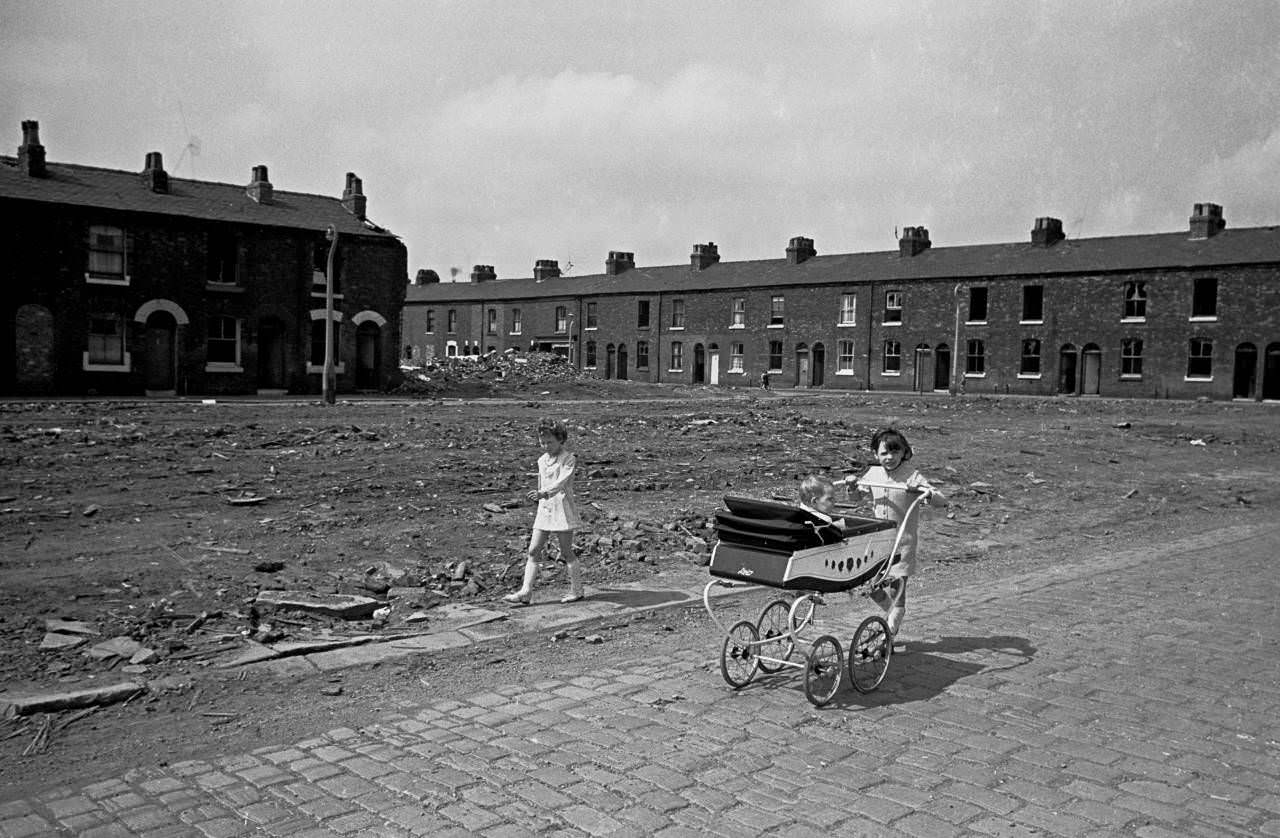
[{"left": 797, "top": 474, "right": 847, "bottom": 544}]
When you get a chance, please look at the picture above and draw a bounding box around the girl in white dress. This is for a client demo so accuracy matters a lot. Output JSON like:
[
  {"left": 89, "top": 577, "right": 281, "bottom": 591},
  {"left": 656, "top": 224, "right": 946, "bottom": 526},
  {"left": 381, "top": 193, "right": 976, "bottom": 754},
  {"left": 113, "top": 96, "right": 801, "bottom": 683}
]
[{"left": 504, "top": 418, "right": 583, "bottom": 605}]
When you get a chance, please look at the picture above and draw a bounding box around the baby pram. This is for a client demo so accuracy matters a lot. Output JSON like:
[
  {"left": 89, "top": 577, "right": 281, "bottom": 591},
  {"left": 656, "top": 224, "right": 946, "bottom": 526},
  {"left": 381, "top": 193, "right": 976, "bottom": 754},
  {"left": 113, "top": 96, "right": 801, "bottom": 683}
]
[{"left": 702, "top": 488, "right": 930, "bottom": 706}]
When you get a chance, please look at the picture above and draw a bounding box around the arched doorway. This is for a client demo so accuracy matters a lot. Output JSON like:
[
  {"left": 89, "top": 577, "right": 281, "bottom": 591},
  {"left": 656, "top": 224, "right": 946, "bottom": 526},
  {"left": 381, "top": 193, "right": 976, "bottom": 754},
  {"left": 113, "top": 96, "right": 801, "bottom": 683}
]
[
  {"left": 605, "top": 344, "right": 616, "bottom": 379},
  {"left": 934, "top": 343, "right": 951, "bottom": 391},
  {"left": 794, "top": 343, "right": 809, "bottom": 388},
  {"left": 617, "top": 343, "right": 628, "bottom": 380},
  {"left": 693, "top": 343, "right": 706, "bottom": 384},
  {"left": 257, "top": 317, "right": 287, "bottom": 392},
  {"left": 1058, "top": 344, "right": 1078, "bottom": 394},
  {"left": 1233, "top": 343, "right": 1257, "bottom": 399},
  {"left": 144, "top": 311, "right": 177, "bottom": 394},
  {"left": 1264, "top": 343, "right": 1280, "bottom": 401},
  {"left": 355, "top": 321, "right": 381, "bottom": 390},
  {"left": 1081, "top": 343, "right": 1102, "bottom": 395},
  {"left": 811, "top": 343, "right": 825, "bottom": 387},
  {"left": 912, "top": 343, "right": 931, "bottom": 392},
  {"left": 14, "top": 304, "right": 55, "bottom": 394},
  {"left": 706, "top": 343, "right": 719, "bottom": 385}
]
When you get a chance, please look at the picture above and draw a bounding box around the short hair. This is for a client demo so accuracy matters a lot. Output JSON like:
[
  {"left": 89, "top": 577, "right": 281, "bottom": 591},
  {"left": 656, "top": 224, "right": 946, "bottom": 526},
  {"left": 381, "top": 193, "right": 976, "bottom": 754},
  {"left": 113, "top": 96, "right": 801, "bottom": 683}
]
[
  {"left": 870, "top": 428, "right": 913, "bottom": 462},
  {"left": 799, "top": 474, "right": 835, "bottom": 505},
  {"left": 536, "top": 417, "right": 569, "bottom": 442}
]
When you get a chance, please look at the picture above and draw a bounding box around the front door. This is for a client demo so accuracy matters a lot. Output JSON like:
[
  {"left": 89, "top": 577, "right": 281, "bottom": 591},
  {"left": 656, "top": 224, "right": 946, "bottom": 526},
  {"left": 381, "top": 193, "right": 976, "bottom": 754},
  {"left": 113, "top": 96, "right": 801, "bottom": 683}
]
[
  {"left": 606, "top": 345, "right": 615, "bottom": 379},
  {"left": 1264, "top": 343, "right": 1280, "bottom": 400},
  {"left": 1059, "top": 345, "right": 1078, "bottom": 394},
  {"left": 913, "top": 345, "right": 931, "bottom": 392},
  {"left": 693, "top": 344, "right": 706, "bottom": 384},
  {"left": 257, "top": 319, "right": 286, "bottom": 390},
  {"left": 709, "top": 353, "right": 720, "bottom": 385},
  {"left": 811, "top": 344, "right": 824, "bottom": 387},
  {"left": 796, "top": 351, "right": 809, "bottom": 388},
  {"left": 1082, "top": 346, "right": 1101, "bottom": 395},
  {"left": 617, "top": 344, "right": 628, "bottom": 380},
  {"left": 934, "top": 344, "right": 951, "bottom": 391},
  {"left": 1233, "top": 344, "right": 1257, "bottom": 399},
  {"left": 356, "top": 322, "right": 380, "bottom": 390},
  {"left": 145, "top": 313, "right": 176, "bottom": 392}
]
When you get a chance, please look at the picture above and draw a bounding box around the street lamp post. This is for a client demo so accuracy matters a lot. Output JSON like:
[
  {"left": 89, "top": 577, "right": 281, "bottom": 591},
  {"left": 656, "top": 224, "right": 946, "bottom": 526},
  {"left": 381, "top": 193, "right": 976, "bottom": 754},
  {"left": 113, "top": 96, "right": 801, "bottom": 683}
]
[
  {"left": 950, "top": 282, "right": 962, "bottom": 396},
  {"left": 323, "top": 225, "right": 338, "bottom": 405},
  {"left": 566, "top": 312, "right": 576, "bottom": 366}
]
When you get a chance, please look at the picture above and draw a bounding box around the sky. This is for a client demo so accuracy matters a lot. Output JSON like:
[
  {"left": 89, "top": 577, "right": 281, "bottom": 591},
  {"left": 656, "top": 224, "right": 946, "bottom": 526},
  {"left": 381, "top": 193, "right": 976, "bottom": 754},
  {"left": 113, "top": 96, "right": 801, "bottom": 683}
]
[{"left": 3, "top": 1, "right": 1280, "bottom": 282}]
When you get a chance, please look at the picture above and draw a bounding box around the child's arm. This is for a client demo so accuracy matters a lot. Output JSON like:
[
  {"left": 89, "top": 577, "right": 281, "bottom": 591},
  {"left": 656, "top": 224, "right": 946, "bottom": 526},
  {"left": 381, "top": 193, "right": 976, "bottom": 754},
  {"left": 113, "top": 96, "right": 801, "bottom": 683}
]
[{"left": 535, "top": 452, "right": 576, "bottom": 498}]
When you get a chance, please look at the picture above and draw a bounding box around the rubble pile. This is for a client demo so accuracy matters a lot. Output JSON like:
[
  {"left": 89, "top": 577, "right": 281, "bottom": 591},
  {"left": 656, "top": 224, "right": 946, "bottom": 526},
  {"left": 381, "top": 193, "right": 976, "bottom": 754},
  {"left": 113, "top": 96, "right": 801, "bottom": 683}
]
[{"left": 395, "top": 351, "right": 588, "bottom": 395}]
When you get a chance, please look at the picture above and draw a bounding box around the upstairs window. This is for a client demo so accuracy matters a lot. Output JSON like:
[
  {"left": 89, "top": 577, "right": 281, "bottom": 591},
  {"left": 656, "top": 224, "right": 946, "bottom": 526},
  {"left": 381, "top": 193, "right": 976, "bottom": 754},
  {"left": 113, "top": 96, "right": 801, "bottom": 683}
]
[
  {"left": 769, "top": 296, "right": 785, "bottom": 326},
  {"left": 312, "top": 239, "right": 341, "bottom": 295},
  {"left": 968, "top": 287, "right": 988, "bottom": 322},
  {"left": 838, "top": 293, "right": 856, "bottom": 326},
  {"left": 1191, "top": 277, "right": 1217, "bottom": 319},
  {"left": 585, "top": 302, "right": 598, "bottom": 329},
  {"left": 884, "top": 291, "right": 903, "bottom": 324},
  {"left": 510, "top": 308, "right": 522, "bottom": 335},
  {"left": 1022, "top": 285, "right": 1044, "bottom": 322},
  {"left": 637, "top": 300, "right": 650, "bottom": 329},
  {"left": 670, "top": 299, "right": 686, "bottom": 329},
  {"left": 486, "top": 308, "right": 497, "bottom": 335},
  {"left": 87, "top": 225, "right": 128, "bottom": 283},
  {"left": 555, "top": 306, "right": 568, "bottom": 333},
  {"left": 425, "top": 310, "right": 436, "bottom": 333},
  {"left": 1123, "top": 281, "right": 1147, "bottom": 320},
  {"left": 209, "top": 231, "right": 239, "bottom": 286},
  {"left": 731, "top": 297, "right": 746, "bottom": 328}
]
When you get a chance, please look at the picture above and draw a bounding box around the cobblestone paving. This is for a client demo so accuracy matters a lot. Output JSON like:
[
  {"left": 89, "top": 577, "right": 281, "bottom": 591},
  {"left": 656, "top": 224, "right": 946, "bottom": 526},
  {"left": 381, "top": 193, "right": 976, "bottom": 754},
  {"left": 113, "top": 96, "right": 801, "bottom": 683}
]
[{"left": 2, "top": 521, "right": 1277, "bottom": 837}]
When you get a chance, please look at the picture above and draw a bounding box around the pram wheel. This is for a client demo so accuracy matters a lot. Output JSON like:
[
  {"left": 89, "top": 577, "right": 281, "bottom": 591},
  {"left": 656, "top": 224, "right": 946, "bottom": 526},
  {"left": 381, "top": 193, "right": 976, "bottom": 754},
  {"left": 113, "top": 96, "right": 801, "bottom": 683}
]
[
  {"left": 756, "top": 599, "right": 795, "bottom": 673},
  {"left": 848, "top": 616, "right": 892, "bottom": 693},
  {"left": 720, "top": 620, "right": 760, "bottom": 689},
  {"left": 803, "top": 635, "right": 844, "bottom": 707}
]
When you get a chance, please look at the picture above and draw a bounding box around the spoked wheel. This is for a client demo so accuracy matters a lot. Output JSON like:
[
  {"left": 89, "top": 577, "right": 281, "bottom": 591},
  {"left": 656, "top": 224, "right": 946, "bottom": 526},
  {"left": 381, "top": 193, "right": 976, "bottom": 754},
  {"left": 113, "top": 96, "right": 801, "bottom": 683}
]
[
  {"left": 848, "top": 615, "right": 892, "bottom": 693},
  {"left": 720, "top": 620, "right": 760, "bottom": 689},
  {"left": 803, "top": 634, "right": 844, "bottom": 707},
  {"left": 756, "top": 599, "right": 795, "bottom": 673}
]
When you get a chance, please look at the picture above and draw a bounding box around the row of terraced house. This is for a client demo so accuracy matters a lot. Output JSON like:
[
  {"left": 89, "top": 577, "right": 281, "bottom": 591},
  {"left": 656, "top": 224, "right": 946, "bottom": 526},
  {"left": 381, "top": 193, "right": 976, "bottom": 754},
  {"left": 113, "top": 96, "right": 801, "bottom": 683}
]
[{"left": 403, "top": 206, "right": 1280, "bottom": 401}]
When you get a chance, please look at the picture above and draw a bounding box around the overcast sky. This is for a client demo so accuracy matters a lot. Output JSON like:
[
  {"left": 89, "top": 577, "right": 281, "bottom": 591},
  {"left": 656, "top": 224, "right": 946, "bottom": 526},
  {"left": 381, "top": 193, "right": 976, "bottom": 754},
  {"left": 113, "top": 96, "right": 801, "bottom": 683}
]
[{"left": 4, "top": 1, "right": 1279, "bottom": 281}]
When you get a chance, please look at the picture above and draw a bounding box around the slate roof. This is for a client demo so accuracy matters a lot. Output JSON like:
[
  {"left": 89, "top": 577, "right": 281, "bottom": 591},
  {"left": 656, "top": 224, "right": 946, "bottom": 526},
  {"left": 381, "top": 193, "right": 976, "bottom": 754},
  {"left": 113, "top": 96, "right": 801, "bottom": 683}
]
[
  {"left": 0, "top": 156, "right": 398, "bottom": 241},
  {"left": 407, "top": 225, "right": 1280, "bottom": 303}
]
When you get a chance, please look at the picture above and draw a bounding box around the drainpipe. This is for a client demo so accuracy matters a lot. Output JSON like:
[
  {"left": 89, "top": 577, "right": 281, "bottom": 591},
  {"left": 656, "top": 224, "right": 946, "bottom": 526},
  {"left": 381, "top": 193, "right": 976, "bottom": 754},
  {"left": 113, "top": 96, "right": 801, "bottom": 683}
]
[
  {"left": 654, "top": 294, "right": 662, "bottom": 384},
  {"left": 950, "top": 282, "right": 962, "bottom": 396},
  {"left": 323, "top": 225, "right": 338, "bottom": 405},
  {"left": 865, "top": 282, "right": 875, "bottom": 390}
]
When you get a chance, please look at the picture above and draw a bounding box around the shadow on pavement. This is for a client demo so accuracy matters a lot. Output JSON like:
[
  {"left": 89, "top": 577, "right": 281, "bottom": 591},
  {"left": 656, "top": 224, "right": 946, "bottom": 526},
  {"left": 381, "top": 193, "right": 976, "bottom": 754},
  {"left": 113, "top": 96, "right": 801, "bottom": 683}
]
[{"left": 589, "top": 588, "right": 691, "bottom": 608}]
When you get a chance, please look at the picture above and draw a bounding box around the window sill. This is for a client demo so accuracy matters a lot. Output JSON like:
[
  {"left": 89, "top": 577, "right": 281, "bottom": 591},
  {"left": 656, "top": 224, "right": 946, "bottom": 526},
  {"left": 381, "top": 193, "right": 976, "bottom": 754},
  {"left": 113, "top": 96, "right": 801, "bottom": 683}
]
[
  {"left": 1188, "top": 316, "right": 1218, "bottom": 323},
  {"left": 1184, "top": 376, "right": 1213, "bottom": 382},
  {"left": 881, "top": 370, "right": 901, "bottom": 377},
  {"left": 668, "top": 326, "right": 685, "bottom": 332},
  {"left": 85, "top": 273, "right": 130, "bottom": 286},
  {"left": 768, "top": 368, "right": 782, "bottom": 374},
  {"left": 1120, "top": 374, "right": 1143, "bottom": 380},
  {"left": 728, "top": 324, "right": 745, "bottom": 330},
  {"left": 1120, "top": 317, "right": 1147, "bottom": 324},
  {"left": 1017, "top": 373, "right": 1042, "bottom": 380},
  {"left": 1020, "top": 319, "right": 1044, "bottom": 326},
  {"left": 206, "top": 283, "right": 244, "bottom": 293},
  {"left": 882, "top": 320, "right": 902, "bottom": 327},
  {"left": 82, "top": 352, "right": 132, "bottom": 372},
  {"left": 205, "top": 362, "right": 244, "bottom": 373},
  {"left": 965, "top": 320, "right": 987, "bottom": 326},
  {"left": 767, "top": 323, "right": 785, "bottom": 329},
  {"left": 307, "top": 363, "right": 346, "bottom": 374},
  {"left": 585, "top": 365, "right": 597, "bottom": 370},
  {"left": 836, "top": 322, "right": 857, "bottom": 328},
  {"left": 964, "top": 372, "right": 987, "bottom": 379},
  {"left": 836, "top": 370, "right": 856, "bottom": 376},
  {"left": 584, "top": 327, "right": 597, "bottom": 332},
  {"left": 509, "top": 332, "right": 521, "bottom": 336},
  {"left": 667, "top": 368, "right": 684, "bottom": 373}
]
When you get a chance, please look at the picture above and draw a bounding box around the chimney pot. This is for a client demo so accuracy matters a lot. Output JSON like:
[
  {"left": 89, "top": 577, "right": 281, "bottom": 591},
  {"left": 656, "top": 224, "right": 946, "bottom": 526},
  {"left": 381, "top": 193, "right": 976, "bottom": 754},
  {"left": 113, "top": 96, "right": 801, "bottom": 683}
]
[
  {"left": 605, "top": 250, "right": 636, "bottom": 275},
  {"left": 533, "top": 259, "right": 561, "bottom": 280},
  {"left": 691, "top": 241, "right": 720, "bottom": 271},
  {"left": 786, "top": 236, "right": 817, "bottom": 265},
  {"left": 341, "top": 172, "right": 367, "bottom": 221},
  {"left": 470, "top": 265, "right": 496, "bottom": 283},
  {"left": 1031, "top": 216, "right": 1064, "bottom": 246},
  {"left": 1189, "top": 202, "right": 1225, "bottom": 239},
  {"left": 898, "top": 226, "right": 931, "bottom": 257},
  {"left": 141, "top": 151, "right": 169, "bottom": 193},
  {"left": 17, "top": 119, "right": 47, "bottom": 178},
  {"left": 247, "top": 164, "right": 273, "bottom": 204}
]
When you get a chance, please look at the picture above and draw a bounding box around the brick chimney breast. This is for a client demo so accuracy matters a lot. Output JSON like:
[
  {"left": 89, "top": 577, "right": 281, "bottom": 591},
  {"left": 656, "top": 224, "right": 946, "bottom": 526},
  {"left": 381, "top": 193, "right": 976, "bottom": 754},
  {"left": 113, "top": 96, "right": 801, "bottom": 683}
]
[
  {"left": 17, "top": 120, "right": 47, "bottom": 178},
  {"left": 898, "top": 226, "right": 931, "bottom": 257},
  {"left": 605, "top": 250, "right": 635, "bottom": 275},
  {"left": 342, "top": 172, "right": 367, "bottom": 221},
  {"left": 470, "top": 265, "right": 496, "bottom": 283},
  {"left": 691, "top": 242, "right": 720, "bottom": 271},
  {"left": 247, "top": 164, "right": 273, "bottom": 204},
  {"left": 141, "top": 151, "right": 169, "bottom": 193},
  {"left": 1031, "top": 217, "right": 1064, "bottom": 246},
  {"left": 1189, "top": 202, "right": 1225, "bottom": 239},
  {"left": 533, "top": 259, "right": 561, "bottom": 281},
  {"left": 786, "top": 236, "right": 816, "bottom": 265}
]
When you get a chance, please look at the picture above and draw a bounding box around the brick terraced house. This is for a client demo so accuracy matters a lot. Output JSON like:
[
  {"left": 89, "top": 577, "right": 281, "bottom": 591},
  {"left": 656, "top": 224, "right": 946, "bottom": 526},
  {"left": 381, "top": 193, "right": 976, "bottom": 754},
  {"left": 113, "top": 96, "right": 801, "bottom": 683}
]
[
  {"left": 1, "top": 121, "right": 407, "bottom": 397},
  {"left": 404, "top": 209, "right": 1280, "bottom": 401}
]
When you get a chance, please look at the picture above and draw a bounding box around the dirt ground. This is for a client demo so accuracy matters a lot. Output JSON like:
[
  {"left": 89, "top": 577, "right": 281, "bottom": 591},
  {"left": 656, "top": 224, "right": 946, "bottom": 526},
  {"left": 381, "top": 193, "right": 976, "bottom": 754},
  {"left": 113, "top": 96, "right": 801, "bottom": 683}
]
[{"left": 2, "top": 383, "right": 1277, "bottom": 796}]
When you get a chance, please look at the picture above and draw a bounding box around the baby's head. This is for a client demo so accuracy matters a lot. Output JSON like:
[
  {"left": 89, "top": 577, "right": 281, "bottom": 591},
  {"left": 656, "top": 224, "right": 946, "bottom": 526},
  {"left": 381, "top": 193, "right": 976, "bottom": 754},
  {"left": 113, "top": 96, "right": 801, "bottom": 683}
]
[{"left": 799, "top": 474, "right": 837, "bottom": 514}]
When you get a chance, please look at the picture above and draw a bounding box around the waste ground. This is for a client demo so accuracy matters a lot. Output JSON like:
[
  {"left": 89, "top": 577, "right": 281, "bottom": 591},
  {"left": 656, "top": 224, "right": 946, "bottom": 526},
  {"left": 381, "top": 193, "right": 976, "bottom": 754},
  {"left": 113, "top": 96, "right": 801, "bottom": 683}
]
[{"left": 1, "top": 383, "right": 1277, "bottom": 796}]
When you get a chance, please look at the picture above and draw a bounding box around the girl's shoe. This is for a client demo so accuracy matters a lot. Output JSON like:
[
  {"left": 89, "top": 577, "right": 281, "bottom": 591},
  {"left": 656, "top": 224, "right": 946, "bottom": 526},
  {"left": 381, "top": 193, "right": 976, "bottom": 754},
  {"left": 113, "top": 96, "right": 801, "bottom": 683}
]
[
  {"left": 559, "top": 592, "right": 584, "bottom": 604},
  {"left": 503, "top": 591, "right": 531, "bottom": 606}
]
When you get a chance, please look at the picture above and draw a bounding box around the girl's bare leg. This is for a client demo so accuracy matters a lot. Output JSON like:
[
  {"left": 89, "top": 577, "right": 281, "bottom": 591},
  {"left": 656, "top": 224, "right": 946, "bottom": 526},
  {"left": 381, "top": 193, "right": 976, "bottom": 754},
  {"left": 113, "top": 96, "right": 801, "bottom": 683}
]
[
  {"left": 556, "top": 531, "right": 583, "bottom": 602},
  {"left": 504, "top": 530, "right": 547, "bottom": 603}
]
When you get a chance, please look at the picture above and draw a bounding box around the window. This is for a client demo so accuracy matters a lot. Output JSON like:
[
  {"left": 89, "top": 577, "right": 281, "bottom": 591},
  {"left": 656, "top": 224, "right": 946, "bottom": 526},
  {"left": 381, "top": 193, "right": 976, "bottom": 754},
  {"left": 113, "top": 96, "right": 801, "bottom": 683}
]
[
  {"left": 730, "top": 342, "right": 744, "bottom": 372},
  {"left": 883, "top": 340, "right": 901, "bottom": 374},
  {"left": 1021, "top": 285, "right": 1044, "bottom": 322},
  {"left": 311, "top": 239, "right": 341, "bottom": 296},
  {"left": 731, "top": 298, "right": 745, "bottom": 328},
  {"left": 87, "top": 309, "right": 125, "bottom": 365},
  {"left": 1019, "top": 338, "right": 1041, "bottom": 376},
  {"left": 637, "top": 300, "right": 650, "bottom": 329},
  {"left": 87, "top": 225, "right": 127, "bottom": 283},
  {"left": 209, "top": 231, "right": 238, "bottom": 286},
  {"left": 837, "top": 339, "right": 855, "bottom": 373},
  {"left": 884, "top": 291, "right": 903, "bottom": 324},
  {"left": 768, "top": 340, "right": 783, "bottom": 372},
  {"left": 966, "top": 339, "right": 986, "bottom": 375},
  {"left": 585, "top": 302, "right": 598, "bottom": 330},
  {"left": 555, "top": 306, "right": 568, "bottom": 333},
  {"left": 1121, "top": 338, "right": 1143, "bottom": 378},
  {"left": 669, "top": 341, "right": 683, "bottom": 371},
  {"left": 486, "top": 308, "right": 497, "bottom": 335},
  {"left": 670, "top": 299, "right": 685, "bottom": 329},
  {"left": 585, "top": 341, "right": 597, "bottom": 368},
  {"left": 426, "top": 310, "right": 436, "bottom": 333},
  {"left": 309, "top": 319, "right": 341, "bottom": 367},
  {"left": 769, "top": 296, "right": 785, "bottom": 326},
  {"left": 1191, "top": 277, "right": 1217, "bottom": 319},
  {"left": 510, "top": 308, "right": 522, "bottom": 335},
  {"left": 968, "top": 287, "right": 988, "bottom": 322},
  {"left": 838, "top": 294, "right": 856, "bottom": 326},
  {"left": 1187, "top": 338, "right": 1213, "bottom": 379},
  {"left": 447, "top": 309, "right": 457, "bottom": 334},
  {"left": 1123, "top": 282, "right": 1147, "bottom": 320},
  {"left": 206, "top": 316, "right": 240, "bottom": 367},
  {"left": 636, "top": 340, "right": 649, "bottom": 369}
]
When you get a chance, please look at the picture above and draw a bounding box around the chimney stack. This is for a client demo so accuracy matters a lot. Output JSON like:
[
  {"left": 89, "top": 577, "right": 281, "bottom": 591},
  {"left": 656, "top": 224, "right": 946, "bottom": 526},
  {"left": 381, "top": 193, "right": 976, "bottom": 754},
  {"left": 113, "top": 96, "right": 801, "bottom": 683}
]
[
  {"left": 342, "top": 172, "right": 367, "bottom": 221},
  {"left": 786, "top": 236, "right": 817, "bottom": 265},
  {"left": 141, "top": 151, "right": 169, "bottom": 193},
  {"left": 470, "top": 265, "right": 496, "bottom": 283},
  {"left": 533, "top": 259, "right": 561, "bottom": 281},
  {"left": 246, "top": 164, "right": 273, "bottom": 204},
  {"left": 17, "top": 120, "right": 46, "bottom": 178},
  {"left": 605, "top": 250, "right": 635, "bottom": 275},
  {"left": 1189, "top": 202, "right": 1225, "bottom": 239},
  {"left": 691, "top": 242, "right": 720, "bottom": 271},
  {"left": 898, "top": 226, "right": 931, "bottom": 257},
  {"left": 1031, "top": 217, "right": 1064, "bottom": 246}
]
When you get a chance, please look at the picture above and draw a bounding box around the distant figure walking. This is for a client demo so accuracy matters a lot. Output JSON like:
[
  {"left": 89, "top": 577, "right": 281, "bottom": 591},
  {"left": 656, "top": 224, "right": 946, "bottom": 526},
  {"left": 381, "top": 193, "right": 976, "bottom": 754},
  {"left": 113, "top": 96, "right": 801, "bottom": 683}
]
[{"left": 760, "top": 371, "right": 771, "bottom": 390}]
